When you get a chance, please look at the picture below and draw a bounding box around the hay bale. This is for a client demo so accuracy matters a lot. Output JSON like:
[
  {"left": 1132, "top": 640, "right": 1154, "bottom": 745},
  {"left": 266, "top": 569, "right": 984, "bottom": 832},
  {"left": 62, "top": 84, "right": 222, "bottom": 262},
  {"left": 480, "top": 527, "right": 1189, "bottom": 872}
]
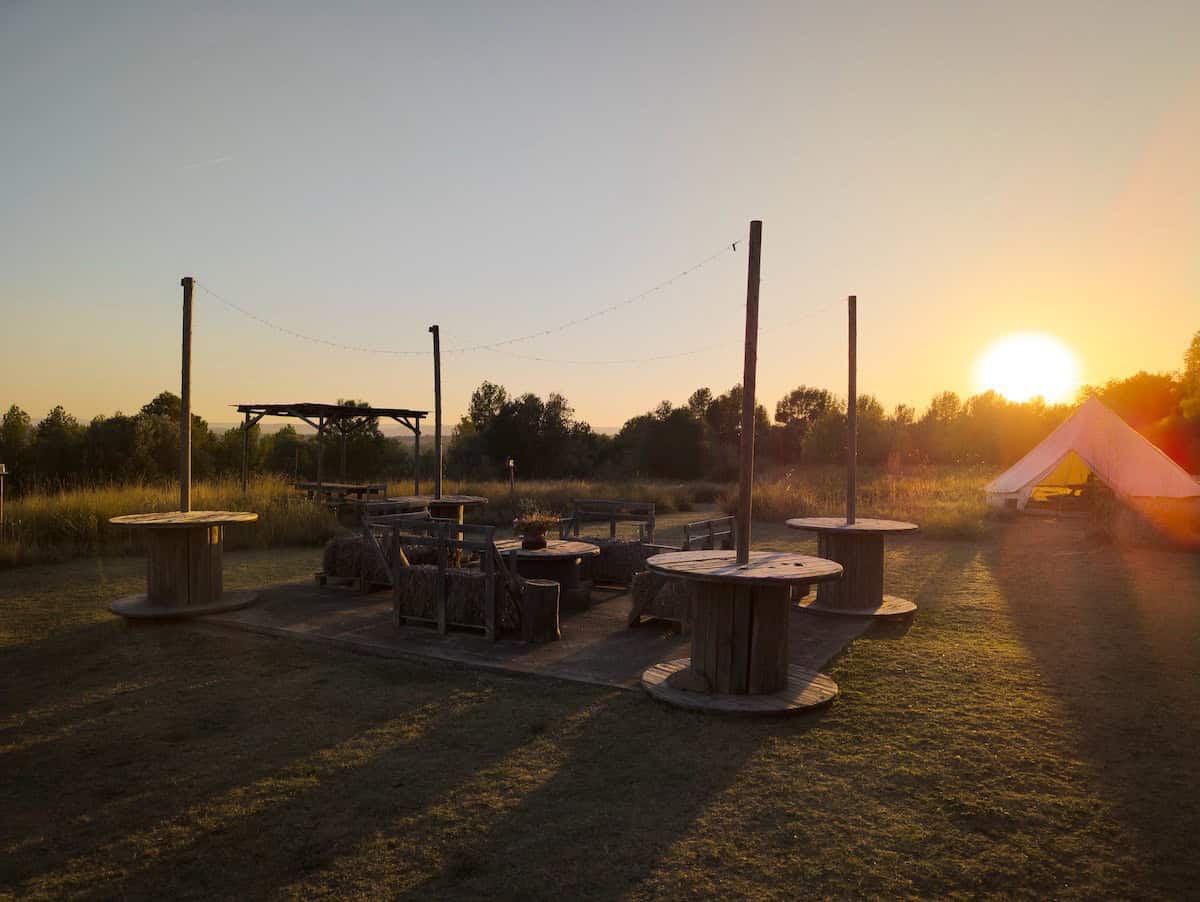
[
  {"left": 581, "top": 538, "right": 669, "bottom": 586},
  {"left": 394, "top": 566, "right": 519, "bottom": 631},
  {"left": 320, "top": 533, "right": 440, "bottom": 585},
  {"left": 393, "top": 565, "right": 441, "bottom": 621}
]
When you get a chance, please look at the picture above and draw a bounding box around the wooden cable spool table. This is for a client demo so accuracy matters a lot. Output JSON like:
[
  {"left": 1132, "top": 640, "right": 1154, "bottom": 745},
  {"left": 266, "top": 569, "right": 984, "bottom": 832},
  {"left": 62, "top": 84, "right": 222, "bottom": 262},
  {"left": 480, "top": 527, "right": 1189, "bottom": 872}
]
[
  {"left": 108, "top": 511, "right": 259, "bottom": 619},
  {"left": 785, "top": 517, "right": 918, "bottom": 618},
  {"left": 384, "top": 494, "right": 488, "bottom": 525},
  {"left": 493, "top": 538, "right": 600, "bottom": 613},
  {"left": 641, "top": 550, "right": 844, "bottom": 715}
]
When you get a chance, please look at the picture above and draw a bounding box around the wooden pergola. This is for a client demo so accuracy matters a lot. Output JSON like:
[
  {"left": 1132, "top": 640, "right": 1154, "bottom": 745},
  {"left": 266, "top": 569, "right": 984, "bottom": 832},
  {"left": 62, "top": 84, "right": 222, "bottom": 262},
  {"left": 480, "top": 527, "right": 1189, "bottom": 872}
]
[{"left": 234, "top": 402, "right": 428, "bottom": 493}]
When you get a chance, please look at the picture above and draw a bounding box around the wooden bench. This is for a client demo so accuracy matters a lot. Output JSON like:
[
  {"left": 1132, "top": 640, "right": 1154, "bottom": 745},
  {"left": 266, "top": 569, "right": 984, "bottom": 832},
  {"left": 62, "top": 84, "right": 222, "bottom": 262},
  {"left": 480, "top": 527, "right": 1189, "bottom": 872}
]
[
  {"left": 559, "top": 499, "right": 655, "bottom": 542},
  {"left": 682, "top": 515, "right": 736, "bottom": 551},
  {"left": 295, "top": 481, "right": 387, "bottom": 504}
]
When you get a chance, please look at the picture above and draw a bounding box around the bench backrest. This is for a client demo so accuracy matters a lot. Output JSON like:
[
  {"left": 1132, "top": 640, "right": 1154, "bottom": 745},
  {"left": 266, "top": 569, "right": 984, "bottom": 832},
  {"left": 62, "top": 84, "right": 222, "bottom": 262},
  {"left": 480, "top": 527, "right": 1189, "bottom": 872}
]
[
  {"left": 682, "top": 515, "right": 736, "bottom": 551},
  {"left": 559, "top": 499, "right": 655, "bottom": 542}
]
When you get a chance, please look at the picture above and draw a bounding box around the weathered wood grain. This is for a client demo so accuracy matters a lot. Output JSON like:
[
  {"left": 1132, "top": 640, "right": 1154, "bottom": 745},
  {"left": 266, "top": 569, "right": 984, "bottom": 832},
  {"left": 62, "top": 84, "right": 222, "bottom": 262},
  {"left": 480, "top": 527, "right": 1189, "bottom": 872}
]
[{"left": 646, "top": 550, "right": 842, "bottom": 586}]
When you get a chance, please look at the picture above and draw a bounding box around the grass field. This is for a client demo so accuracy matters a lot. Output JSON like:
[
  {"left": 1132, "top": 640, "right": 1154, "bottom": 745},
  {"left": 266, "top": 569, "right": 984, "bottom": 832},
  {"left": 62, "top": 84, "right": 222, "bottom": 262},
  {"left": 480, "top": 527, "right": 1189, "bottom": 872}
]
[
  {"left": 3, "top": 519, "right": 1199, "bottom": 898},
  {"left": 0, "top": 466, "right": 994, "bottom": 569}
]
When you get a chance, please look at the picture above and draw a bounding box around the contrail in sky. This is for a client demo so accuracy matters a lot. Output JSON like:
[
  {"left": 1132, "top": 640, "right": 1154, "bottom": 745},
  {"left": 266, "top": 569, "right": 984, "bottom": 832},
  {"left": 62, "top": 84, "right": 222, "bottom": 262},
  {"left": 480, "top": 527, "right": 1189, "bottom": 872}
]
[{"left": 180, "top": 154, "right": 234, "bottom": 171}]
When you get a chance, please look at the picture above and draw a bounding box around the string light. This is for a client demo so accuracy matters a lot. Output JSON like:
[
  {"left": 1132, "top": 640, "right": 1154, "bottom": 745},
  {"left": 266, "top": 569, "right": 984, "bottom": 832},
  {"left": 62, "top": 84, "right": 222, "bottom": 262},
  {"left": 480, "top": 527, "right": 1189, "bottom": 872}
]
[{"left": 195, "top": 235, "right": 742, "bottom": 357}]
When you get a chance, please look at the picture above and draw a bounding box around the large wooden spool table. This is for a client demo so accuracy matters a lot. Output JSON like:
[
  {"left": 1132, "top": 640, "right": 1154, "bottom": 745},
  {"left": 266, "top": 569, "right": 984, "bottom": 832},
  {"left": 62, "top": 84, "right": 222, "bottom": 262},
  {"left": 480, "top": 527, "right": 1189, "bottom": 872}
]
[
  {"left": 641, "top": 550, "right": 844, "bottom": 715},
  {"left": 108, "top": 511, "right": 259, "bottom": 619},
  {"left": 785, "top": 517, "right": 918, "bottom": 618},
  {"left": 384, "top": 494, "right": 488, "bottom": 525},
  {"left": 493, "top": 538, "right": 600, "bottom": 613}
]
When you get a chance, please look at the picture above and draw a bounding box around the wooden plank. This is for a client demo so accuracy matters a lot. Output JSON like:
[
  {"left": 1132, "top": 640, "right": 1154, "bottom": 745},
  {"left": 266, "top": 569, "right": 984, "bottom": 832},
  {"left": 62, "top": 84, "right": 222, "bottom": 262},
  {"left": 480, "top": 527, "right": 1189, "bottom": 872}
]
[
  {"left": 147, "top": 529, "right": 189, "bottom": 606},
  {"left": 435, "top": 526, "right": 447, "bottom": 634},
  {"left": 748, "top": 586, "right": 789, "bottom": 694},
  {"left": 729, "top": 585, "right": 752, "bottom": 694},
  {"left": 646, "top": 550, "right": 842, "bottom": 586},
  {"left": 714, "top": 591, "right": 735, "bottom": 693},
  {"left": 483, "top": 542, "right": 496, "bottom": 641},
  {"left": 186, "top": 526, "right": 217, "bottom": 606}
]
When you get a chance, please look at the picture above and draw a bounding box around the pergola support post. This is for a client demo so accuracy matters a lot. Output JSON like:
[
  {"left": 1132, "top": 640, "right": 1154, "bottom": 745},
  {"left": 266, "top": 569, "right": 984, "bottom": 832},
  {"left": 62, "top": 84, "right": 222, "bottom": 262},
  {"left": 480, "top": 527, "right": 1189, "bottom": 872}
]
[
  {"left": 316, "top": 417, "right": 325, "bottom": 488},
  {"left": 414, "top": 425, "right": 421, "bottom": 495},
  {"left": 241, "top": 410, "right": 250, "bottom": 493}
]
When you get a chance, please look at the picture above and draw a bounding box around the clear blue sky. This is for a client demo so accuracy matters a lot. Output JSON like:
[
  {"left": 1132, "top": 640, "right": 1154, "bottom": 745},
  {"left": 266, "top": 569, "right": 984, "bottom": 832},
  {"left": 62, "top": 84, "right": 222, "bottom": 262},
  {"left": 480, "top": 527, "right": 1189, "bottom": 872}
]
[{"left": 2, "top": 1, "right": 1197, "bottom": 429}]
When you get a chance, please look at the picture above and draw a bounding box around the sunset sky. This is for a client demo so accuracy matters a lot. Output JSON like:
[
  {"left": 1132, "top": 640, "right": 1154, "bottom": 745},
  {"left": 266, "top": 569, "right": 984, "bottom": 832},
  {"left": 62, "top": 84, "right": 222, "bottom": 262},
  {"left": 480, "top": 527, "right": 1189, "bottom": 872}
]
[{"left": 2, "top": 2, "right": 1198, "bottom": 430}]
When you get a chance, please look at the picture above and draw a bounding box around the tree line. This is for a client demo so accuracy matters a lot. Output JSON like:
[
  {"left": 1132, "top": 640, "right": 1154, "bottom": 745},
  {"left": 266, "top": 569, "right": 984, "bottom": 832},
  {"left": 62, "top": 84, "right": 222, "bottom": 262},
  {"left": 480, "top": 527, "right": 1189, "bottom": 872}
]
[
  {"left": 0, "top": 392, "right": 425, "bottom": 495},
  {"left": 3, "top": 333, "right": 1198, "bottom": 492}
]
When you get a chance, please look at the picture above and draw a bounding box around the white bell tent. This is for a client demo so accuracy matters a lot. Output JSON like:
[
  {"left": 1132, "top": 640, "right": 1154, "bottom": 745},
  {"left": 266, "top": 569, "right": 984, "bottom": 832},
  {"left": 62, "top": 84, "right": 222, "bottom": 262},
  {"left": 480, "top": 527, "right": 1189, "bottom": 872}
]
[{"left": 985, "top": 397, "right": 1200, "bottom": 510}]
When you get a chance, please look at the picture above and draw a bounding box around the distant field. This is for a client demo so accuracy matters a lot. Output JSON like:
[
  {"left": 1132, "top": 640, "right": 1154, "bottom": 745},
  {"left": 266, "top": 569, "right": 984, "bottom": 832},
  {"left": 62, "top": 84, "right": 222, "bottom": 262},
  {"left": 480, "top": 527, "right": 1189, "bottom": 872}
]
[{"left": 0, "top": 467, "right": 995, "bottom": 568}]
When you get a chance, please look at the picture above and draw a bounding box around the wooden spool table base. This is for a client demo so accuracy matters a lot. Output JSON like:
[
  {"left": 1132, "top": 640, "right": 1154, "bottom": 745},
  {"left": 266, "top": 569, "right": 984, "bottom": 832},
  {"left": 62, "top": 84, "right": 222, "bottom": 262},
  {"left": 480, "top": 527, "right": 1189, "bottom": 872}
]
[
  {"left": 494, "top": 539, "right": 600, "bottom": 613},
  {"left": 110, "top": 588, "right": 259, "bottom": 620},
  {"left": 108, "top": 511, "right": 259, "bottom": 620},
  {"left": 640, "top": 551, "right": 843, "bottom": 716},
  {"left": 643, "top": 658, "right": 838, "bottom": 715},
  {"left": 785, "top": 517, "right": 918, "bottom": 619}
]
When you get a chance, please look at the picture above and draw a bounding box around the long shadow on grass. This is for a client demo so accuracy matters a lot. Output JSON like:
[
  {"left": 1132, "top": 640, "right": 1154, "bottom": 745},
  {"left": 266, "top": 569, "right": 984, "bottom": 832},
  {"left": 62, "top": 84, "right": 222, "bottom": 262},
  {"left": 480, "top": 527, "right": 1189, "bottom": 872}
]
[
  {"left": 0, "top": 619, "right": 496, "bottom": 895},
  {"left": 986, "top": 518, "right": 1200, "bottom": 891},
  {"left": 397, "top": 695, "right": 804, "bottom": 900},
  {"left": 21, "top": 676, "right": 618, "bottom": 900}
]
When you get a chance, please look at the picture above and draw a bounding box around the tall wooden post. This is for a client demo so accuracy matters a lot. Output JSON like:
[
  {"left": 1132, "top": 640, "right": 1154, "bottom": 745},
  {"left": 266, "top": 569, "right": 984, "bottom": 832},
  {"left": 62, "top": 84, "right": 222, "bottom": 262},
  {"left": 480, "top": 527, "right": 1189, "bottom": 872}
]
[
  {"left": 0, "top": 464, "right": 7, "bottom": 533},
  {"left": 413, "top": 425, "right": 421, "bottom": 495},
  {"left": 847, "top": 295, "right": 857, "bottom": 525},
  {"left": 316, "top": 417, "right": 325, "bottom": 488},
  {"left": 429, "top": 324, "right": 442, "bottom": 499},
  {"left": 736, "top": 220, "right": 763, "bottom": 565},
  {"left": 180, "top": 277, "right": 194, "bottom": 513},
  {"left": 240, "top": 411, "right": 250, "bottom": 493}
]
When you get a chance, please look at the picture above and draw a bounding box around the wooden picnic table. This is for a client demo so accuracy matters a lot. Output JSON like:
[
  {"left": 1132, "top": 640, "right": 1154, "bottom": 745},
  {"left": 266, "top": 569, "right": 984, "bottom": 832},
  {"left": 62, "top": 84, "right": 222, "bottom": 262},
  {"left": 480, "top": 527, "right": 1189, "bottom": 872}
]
[
  {"left": 108, "top": 511, "right": 259, "bottom": 619},
  {"left": 785, "top": 517, "right": 919, "bottom": 618},
  {"left": 295, "top": 482, "right": 387, "bottom": 502},
  {"left": 640, "top": 550, "right": 843, "bottom": 714},
  {"left": 385, "top": 494, "right": 488, "bottom": 524},
  {"left": 493, "top": 538, "right": 600, "bottom": 612}
]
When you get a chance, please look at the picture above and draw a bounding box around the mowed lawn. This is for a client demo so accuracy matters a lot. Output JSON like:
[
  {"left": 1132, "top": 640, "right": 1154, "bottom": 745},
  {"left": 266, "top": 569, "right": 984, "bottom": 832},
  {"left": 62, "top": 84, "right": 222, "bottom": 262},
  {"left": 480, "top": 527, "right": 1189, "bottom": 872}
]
[{"left": 2, "top": 520, "right": 1200, "bottom": 899}]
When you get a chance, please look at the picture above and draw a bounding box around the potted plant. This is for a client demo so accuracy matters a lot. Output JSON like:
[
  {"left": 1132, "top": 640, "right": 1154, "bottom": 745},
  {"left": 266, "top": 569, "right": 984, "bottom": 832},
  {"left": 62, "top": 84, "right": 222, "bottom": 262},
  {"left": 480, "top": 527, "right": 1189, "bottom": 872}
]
[{"left": 512, "top": 512, "right": 558, "bottom": 550}]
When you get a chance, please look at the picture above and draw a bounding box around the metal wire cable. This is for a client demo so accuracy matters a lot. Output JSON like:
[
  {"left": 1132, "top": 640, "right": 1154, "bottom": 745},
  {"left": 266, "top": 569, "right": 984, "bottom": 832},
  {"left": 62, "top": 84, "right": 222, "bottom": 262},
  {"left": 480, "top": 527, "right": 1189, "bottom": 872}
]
[{"left": 195, "top": 235, "right": 743, "bottom": 357}]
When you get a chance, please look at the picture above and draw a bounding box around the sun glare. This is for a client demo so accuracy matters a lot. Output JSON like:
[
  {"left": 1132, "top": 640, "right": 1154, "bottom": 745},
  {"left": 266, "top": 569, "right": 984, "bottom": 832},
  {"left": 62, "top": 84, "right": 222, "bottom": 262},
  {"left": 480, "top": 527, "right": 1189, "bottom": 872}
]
[{"left": 973, "top": 333, "right": 1081, "bottom": 404}]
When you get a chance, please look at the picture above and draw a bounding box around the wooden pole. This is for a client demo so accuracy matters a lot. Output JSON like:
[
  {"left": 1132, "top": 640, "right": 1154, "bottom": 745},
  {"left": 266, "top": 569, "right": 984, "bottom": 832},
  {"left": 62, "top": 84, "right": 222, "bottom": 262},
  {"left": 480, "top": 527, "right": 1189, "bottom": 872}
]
[
  {"left": 0, "top": 466, "right": 6, "bottom": 534},
  {"left": 413, "top": 424, "right": 421, "bottom": 495},
  {"left": 316, "top": 417, "right": 325, "bottom": 487},
  {"left": 240, "top": 411, "right": 250, "bottom": 494},
  {"left": 180, "top": 277, "right": 193, "bottom": 513},
  {"left": 736, "top": 220, "right": 763, "bottom": 565},
  {"left": 847, "top": 295, "right": 857, "bottom": 525},
  {"left": 429, "top": 324, "right": 442, "bottom": 499}
]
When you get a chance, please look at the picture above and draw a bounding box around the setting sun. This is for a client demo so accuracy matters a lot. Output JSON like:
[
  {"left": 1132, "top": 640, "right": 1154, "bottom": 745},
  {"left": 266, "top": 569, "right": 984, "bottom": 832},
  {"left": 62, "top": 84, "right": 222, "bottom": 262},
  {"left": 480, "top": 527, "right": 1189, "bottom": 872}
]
[{"left": 973, "top": 333, "right": 1081, "bottom": 404}]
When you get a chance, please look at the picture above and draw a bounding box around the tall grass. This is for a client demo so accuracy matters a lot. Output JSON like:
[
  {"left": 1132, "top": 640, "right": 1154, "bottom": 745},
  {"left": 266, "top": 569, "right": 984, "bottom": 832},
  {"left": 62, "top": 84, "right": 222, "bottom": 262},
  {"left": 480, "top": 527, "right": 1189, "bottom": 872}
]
[
  {"left": 718, "top": 465, "right": 996, "bottom": 538},
  {"left": 0, "top": 467, "right": 997, "bottom": 568},
  {"left": 386, "top": 479, "right": 723, "bottom": 527},
  {"left": 0, "top": 475, "right": 338, "bottom": 568}
]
